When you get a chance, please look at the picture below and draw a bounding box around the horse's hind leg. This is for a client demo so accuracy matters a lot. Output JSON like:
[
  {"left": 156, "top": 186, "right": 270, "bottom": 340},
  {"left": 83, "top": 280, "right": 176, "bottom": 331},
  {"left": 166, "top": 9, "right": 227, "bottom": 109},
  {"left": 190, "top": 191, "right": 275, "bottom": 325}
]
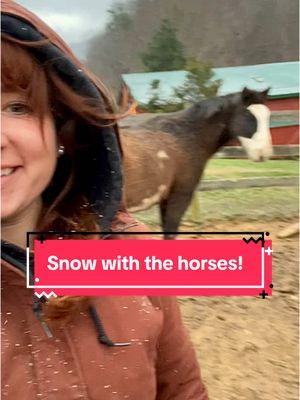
[
  {"left": 159, "top": 198, "right": 176, "bottom": 239},
  {"left": 160, "top": 189, "right": 195, "bottom": 240},
  {"left": 159, "top": 198, "right": 168, "bottom": 231}
]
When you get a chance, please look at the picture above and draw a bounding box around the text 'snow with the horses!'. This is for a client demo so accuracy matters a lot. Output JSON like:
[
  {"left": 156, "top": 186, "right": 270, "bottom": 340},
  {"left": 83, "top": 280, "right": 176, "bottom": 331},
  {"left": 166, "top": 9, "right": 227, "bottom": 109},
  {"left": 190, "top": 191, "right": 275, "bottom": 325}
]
[{"left": 29, "top": 234, "right": 272, "bottom": 297}]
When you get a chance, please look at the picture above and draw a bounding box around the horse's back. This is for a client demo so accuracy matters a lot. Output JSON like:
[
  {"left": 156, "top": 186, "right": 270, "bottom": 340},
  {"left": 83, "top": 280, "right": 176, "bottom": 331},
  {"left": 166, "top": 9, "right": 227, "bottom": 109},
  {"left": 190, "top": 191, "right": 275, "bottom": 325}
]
[
  {"left": 119, "top": 113, "right": 155, "bottom": 128},
  {"left": 120, "top": 127, "right": 183, "bottom": 210}
]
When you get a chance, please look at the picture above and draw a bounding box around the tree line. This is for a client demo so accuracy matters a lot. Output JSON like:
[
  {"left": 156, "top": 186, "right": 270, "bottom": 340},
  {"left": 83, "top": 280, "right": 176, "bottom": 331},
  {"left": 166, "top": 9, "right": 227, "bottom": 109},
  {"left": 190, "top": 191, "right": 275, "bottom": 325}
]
[{"left": 86, "top": 0, "right": 298, "bottom": 100}]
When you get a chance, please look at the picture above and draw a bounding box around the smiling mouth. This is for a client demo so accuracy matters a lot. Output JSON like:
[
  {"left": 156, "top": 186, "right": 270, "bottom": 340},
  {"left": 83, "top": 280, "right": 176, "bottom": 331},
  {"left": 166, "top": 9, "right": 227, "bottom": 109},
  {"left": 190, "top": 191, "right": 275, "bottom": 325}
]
[{"left": 0, "top": 167, "right": 18, "bottom": 177}]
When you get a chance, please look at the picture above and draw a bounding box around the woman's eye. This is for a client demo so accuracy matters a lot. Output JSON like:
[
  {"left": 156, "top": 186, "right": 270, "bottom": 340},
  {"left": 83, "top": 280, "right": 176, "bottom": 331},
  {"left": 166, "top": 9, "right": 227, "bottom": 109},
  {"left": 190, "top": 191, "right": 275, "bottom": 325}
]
[{"left": 5, "top": 102, "right": 32, "bottom": 115}]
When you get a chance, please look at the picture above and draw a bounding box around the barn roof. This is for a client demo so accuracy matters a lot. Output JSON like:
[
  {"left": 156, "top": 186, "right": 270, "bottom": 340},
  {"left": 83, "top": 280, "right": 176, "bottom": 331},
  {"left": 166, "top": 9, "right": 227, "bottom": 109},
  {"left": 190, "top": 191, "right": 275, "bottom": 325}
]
[{"left": 122, "top": 61, "right": 299, "bottom": 104}]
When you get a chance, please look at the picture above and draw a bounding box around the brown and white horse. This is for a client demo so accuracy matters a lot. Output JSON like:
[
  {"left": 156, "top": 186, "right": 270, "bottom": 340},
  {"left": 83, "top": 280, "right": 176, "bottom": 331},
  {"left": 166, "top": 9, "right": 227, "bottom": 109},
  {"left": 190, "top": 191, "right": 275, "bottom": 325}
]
[{"left": 120, "top": 88, "right": 272, "bottom": 238}]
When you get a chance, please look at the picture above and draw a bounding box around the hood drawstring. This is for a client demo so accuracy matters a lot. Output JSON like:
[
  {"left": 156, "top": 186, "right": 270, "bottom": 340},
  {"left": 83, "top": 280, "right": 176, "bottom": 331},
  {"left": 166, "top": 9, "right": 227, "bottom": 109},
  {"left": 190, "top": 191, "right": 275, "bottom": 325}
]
[
  {"left": 1, "top": 240, "right": 131, "bottom": 347},
  {"left": 32, "top": 295, "right": 53, "bottom": 338},
  {"left": 88, "top": 306, "right": 131, "bottom": 347}
]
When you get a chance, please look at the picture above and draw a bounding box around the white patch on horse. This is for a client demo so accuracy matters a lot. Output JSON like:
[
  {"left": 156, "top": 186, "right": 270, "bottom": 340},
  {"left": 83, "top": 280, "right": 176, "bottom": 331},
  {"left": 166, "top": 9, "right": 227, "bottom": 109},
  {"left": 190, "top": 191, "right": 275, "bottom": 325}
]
[
  {"left": 238, "top": 104, "right": 273, "bottom": 162},
  {"left": 128, "top": 185, "right": 167, "bottom": 212},
  {"left": 157, "top": 150, "right": 170, "bottom": 160}
]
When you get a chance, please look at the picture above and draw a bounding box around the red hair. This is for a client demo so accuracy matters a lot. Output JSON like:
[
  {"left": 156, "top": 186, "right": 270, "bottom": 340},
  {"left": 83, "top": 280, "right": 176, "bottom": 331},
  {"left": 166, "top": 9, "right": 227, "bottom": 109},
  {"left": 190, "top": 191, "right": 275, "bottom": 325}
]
[
  {"left": 2, "top": 37, "right": 126, "bottom": 320},
  {"left": 2, "top": 39, "right": 51, "bottom": 122}
]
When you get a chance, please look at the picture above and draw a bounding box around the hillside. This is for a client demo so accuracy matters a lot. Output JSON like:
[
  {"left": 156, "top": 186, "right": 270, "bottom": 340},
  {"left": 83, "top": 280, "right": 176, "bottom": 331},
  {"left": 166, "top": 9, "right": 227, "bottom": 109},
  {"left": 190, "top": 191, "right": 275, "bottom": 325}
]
[{"left": 86, "top": 0, "right": 299, "bottom": 91}]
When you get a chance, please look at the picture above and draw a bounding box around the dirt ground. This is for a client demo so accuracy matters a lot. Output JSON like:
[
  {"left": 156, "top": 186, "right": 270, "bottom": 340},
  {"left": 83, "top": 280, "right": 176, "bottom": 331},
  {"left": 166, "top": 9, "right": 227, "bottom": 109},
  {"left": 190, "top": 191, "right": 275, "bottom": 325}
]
[{"left": 178, "top": 219, "right": 299, "bottom": 400}]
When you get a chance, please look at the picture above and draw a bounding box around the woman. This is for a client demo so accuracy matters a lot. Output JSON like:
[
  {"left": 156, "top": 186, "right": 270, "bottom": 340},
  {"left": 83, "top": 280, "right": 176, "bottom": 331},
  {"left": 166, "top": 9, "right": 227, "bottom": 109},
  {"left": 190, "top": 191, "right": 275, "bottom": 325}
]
[{"left": 1, "top": 1, "right": 208, "bottom": 399}]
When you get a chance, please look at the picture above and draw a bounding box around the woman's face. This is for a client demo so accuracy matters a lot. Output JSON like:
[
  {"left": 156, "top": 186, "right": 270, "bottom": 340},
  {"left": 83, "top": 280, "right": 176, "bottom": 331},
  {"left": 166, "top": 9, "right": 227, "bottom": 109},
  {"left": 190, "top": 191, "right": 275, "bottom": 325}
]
[{"left": 1, "top": 92, "right": 58, "bottom": 221}]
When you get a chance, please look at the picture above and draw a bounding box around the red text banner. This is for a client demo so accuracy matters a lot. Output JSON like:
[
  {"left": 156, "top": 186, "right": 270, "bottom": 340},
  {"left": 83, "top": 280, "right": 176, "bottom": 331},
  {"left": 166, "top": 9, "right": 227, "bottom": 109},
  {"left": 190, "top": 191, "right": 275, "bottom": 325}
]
[{"left": 30, "top": 238, "right": 272, "bottom": 297}]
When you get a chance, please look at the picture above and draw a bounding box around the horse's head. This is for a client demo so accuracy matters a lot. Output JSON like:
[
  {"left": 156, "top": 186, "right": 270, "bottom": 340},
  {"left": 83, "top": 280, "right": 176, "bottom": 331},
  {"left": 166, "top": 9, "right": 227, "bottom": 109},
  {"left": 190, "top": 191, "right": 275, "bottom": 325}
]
[{"left": 229, "top": 88, "right": 273, "bottom": 162}]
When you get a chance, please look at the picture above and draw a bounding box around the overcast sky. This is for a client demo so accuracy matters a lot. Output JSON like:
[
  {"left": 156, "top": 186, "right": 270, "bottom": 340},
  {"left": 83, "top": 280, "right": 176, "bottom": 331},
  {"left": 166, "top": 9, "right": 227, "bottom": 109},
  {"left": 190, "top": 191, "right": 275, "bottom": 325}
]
[{"left": 17, "top": 0, "right": 118, "bottom": 45}]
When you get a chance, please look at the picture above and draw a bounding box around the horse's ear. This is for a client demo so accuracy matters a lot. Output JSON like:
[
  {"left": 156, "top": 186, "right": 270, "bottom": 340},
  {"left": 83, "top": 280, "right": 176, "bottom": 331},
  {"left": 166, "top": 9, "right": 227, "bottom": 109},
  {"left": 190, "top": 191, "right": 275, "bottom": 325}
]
[
  {"left": 241, "top": 87, "right": 254, "bottom": 105},
  {"left": 242, "top": 87, "right": 271, "bottom": 105},
  {"left": 261, "top": 87, "right": 271, "bottom": 99}
]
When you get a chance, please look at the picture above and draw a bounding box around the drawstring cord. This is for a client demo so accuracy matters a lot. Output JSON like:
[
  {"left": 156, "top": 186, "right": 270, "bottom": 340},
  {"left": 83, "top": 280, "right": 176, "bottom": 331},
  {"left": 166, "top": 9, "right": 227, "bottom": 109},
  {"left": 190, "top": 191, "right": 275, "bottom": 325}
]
[
  {"left": 1, "top": 240, "right": 132, "bottom": 347},
  {"left": 32, "top": 294, "right": 53, "bottom": 338},
  {"left": 88, "top": 306, "right": 131, "bottom": 347}
]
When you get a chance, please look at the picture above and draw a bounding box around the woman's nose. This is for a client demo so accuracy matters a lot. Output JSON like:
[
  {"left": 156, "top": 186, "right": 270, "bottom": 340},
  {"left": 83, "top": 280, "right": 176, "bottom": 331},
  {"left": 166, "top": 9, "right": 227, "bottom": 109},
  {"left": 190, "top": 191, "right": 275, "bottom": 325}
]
[
  {"left": 1, "top": 131, "right": 9, "bottom": 149},
  {"left": 1, "top": 117, "right": 10, "bottom": 149}
]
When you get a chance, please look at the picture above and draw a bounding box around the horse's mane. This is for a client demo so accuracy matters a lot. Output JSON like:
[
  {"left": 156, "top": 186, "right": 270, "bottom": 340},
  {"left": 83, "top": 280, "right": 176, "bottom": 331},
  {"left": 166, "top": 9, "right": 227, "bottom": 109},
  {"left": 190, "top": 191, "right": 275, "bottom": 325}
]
[{"left": 142, "top": 92, "right": 242, "bottom": 133}]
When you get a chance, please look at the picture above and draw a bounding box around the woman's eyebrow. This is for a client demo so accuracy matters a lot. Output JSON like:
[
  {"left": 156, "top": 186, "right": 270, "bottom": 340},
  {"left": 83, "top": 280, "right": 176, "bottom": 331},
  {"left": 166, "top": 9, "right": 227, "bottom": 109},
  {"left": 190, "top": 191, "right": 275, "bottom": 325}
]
[{"left": 1, "top": 91, "right": 27, "bottom": 100}]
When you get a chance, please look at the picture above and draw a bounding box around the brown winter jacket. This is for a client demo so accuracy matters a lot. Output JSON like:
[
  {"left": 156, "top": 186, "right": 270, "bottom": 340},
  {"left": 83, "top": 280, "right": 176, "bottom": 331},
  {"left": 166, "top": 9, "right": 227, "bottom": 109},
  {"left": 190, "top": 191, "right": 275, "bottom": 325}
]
[
  {"left": 1, "top": 1, "right": 208, "bottom": 398},
  {"left": 2, "top": 215, "right": 208, "bottom": 400}
]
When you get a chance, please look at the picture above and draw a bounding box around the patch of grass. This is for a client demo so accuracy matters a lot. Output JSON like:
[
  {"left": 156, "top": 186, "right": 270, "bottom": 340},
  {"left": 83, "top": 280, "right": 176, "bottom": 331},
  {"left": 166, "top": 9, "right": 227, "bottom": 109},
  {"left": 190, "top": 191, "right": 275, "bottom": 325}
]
[
  {"left": 188, "top": 187, "right": 299, "bottom": 223},
  {"left": 203, "top": 159, "right": 299, "bottom": 180},
  {"left": 132, "top": 187, "right": 299, "bottom": 227}
]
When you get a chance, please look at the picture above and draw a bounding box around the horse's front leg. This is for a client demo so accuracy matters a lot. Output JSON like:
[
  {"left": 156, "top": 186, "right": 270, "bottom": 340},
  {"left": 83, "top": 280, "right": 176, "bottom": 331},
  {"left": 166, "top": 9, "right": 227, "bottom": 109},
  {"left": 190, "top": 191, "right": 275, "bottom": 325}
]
[{"left": 160, "top": 187, "right": 196, "bottom": 240}]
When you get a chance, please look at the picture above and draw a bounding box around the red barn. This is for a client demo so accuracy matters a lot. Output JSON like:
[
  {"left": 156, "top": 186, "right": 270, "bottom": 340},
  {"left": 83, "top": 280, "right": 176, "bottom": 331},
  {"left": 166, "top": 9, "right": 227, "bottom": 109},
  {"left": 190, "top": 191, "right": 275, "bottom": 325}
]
[{"left": 123, "top": 61, "right": 299, "bottom": 157}]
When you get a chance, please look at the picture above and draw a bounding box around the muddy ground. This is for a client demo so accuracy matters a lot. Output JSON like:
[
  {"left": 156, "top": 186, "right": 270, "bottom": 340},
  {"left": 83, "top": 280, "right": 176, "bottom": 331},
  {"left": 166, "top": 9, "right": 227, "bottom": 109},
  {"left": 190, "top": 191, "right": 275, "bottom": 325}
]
[{"left": 177, "top": 219, "right": 299, "bottom": 400}]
